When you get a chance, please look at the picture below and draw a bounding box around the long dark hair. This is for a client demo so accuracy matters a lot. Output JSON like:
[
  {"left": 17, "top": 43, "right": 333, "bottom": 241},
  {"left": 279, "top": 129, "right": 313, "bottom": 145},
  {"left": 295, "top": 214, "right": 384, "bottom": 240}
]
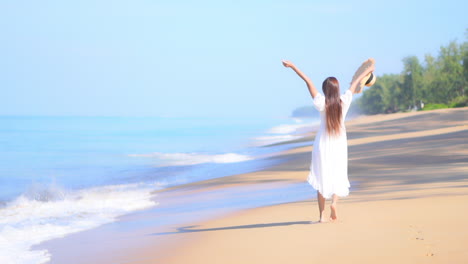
[{"left": 322, "top": 77, "right": 342, "bottom": 136}]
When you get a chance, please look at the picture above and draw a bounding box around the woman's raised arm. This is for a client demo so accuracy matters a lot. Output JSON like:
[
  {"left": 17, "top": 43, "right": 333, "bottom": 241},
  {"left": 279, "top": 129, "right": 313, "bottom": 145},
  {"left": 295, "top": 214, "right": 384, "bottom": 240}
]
[
  {"left": 282, "top": 60, "right": 319, "bottom": 98},
  {"left": 349, "top": 62, "right": 375, "bottom": 94}
]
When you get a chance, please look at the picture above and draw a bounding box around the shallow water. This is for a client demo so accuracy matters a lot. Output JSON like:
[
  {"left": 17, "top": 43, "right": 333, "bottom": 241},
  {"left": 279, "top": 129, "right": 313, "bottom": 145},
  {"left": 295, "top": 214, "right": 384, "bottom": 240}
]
[{"left": 0, "top": 115, "right": 318, "bottom": 263}]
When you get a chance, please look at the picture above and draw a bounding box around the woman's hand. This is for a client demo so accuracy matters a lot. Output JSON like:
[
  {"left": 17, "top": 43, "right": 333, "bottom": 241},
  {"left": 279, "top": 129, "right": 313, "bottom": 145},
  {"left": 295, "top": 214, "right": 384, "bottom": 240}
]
[
  {"left": 282, "top": 60, "right": 295, "bottom": 68},
  {"left": 365, "top": 64, "right": 375, "bottom": 76},
  {"left": 360, "top": 66, "right": 375, "bottom": 81},
  {"left": 349, "top": 58, "right": 376, "bottom": 94}
]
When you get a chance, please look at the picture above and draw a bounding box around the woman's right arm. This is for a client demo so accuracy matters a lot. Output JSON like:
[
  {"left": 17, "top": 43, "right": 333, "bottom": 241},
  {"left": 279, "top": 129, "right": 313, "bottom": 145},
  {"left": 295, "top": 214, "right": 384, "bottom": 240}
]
[
  {"left": 349, "top": 63, "right": 375, "bottom": 94},
  {"left": 282, "top": 60, "right": 319, "bottom": 98}
]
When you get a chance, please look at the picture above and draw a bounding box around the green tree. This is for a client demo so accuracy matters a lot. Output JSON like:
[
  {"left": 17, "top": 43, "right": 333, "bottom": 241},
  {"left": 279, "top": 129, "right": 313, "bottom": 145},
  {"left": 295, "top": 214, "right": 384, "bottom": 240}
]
[
  {"left": 437, "top": 41, "right": 464, "bottom": 101},
  {"left": 462, "top": 30, "right": 468, "bottom": 97},
  {"left": 402, "top": 56, "right": 424, "bottom": 109},
  {"left": 422, "top": 54, "right": 445, "bottom": 104},
  {"left": 356, "top": 30, "right": 467, "bottom": 114},
  {"left": 379, "top": 74, "right": 401, "bottom": 113},
  {"left": 358, "top": 84, "right": 384, "bottom": 114}
]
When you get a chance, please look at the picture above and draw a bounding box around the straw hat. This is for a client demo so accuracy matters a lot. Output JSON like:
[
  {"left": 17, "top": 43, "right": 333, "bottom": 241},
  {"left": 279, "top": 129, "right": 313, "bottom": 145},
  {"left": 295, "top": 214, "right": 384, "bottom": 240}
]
[
  {"left": 351, "top": 58, "right": 376, "bottom": 94},
  {"left": 364, "top": 72, "right": 377, "bottom": 86}
]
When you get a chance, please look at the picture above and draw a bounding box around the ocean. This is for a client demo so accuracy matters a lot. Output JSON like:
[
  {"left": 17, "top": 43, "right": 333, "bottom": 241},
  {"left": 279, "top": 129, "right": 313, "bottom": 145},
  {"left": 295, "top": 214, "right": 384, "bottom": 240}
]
[{"left": 0, "top": 115, "right": 319, "bottom": 264}]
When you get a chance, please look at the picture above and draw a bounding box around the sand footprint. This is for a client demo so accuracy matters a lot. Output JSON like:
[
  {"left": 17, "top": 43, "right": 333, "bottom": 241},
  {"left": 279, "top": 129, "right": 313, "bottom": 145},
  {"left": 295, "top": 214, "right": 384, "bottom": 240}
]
[{"left": 409, "top": 225, "right": 435, "bottom": 257}]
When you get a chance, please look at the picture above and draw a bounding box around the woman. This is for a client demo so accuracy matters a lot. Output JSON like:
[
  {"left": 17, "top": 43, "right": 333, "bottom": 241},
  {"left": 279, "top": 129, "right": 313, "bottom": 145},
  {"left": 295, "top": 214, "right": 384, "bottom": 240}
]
[{"left": 282, "top": 59, "right": 374, "bottom": 222}]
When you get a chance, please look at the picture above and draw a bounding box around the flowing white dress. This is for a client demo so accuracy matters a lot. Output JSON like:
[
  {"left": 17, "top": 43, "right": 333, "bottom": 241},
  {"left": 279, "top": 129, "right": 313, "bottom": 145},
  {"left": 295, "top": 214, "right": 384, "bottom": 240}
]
[{"left": 307, "top": 90, "right": 353, "bottom": 199}]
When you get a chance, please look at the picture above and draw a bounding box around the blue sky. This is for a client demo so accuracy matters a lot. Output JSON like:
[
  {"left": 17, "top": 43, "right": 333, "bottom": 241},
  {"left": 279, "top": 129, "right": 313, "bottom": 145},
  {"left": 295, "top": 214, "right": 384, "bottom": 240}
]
[{"left": 1, "top": 0, "right": 466, "bottom": 118}]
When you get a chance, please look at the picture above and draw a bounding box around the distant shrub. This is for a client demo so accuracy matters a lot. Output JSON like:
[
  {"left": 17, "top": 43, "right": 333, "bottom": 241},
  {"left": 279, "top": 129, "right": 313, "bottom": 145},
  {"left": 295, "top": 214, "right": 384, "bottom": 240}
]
[
  {"left": 449, "top": 96, "right": 468, "bottom": 108},
  {"left": 422, "top": 103, "right": 449, "bottom": 110},
  {"left": 291, "top": 106, "right": 320, "bottom": 119}
]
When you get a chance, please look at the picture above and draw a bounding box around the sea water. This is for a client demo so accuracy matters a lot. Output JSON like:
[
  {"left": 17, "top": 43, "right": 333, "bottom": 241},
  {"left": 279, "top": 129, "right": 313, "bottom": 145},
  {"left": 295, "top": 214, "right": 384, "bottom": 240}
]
[{"left": 0, "top": 115, "right": 319, "bottom": 263}]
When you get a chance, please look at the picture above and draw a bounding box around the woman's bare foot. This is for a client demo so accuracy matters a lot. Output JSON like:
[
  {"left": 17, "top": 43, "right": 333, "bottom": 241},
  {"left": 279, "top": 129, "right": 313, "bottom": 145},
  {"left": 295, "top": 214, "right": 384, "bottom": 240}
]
[
  {"left": 319, "top": 215, "right": 327, "bottom": 223},
  {"left": 330, "top": 203, "right": 338, "bottom": 221}
]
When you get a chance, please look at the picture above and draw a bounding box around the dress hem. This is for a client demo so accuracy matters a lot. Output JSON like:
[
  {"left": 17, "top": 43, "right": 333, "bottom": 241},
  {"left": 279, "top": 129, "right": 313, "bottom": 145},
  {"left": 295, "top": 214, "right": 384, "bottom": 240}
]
[{"left": 307, "top": 173, "right": 350, "bottom": 199}]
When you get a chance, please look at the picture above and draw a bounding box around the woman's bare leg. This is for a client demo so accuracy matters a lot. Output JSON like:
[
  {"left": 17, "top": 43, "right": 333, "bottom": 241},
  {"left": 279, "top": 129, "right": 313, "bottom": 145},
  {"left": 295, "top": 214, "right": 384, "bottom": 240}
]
[
  {"left": 317, "top": 191, "right": 326, "bottom": 222},
  {"left": 330, "top": 194, "right": 338, "bottom": 221}
]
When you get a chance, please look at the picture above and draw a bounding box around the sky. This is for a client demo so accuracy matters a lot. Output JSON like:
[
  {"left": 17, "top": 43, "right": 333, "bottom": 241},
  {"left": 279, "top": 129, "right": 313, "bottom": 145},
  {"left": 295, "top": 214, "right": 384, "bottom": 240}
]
[{"left": 1, "top": 0, "right": 467, "bottom": 118}]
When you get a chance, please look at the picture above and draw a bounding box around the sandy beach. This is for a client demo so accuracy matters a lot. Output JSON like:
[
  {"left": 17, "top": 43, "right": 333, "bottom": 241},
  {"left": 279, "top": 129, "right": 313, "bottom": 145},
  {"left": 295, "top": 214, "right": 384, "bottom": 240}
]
[{"left": 38, "top": 107, "right": 468, "bottom": 263}]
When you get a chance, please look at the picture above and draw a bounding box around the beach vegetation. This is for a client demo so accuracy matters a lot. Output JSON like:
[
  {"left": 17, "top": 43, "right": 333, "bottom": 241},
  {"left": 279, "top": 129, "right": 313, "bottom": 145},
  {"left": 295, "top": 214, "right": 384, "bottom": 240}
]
[
  {"left": 449, "top": 95, "right": 468, "bottom": 108},
  {"left": 358, "top": 31, "right": 468, "bottom": 114},
  {"left": 421, "top": 103, "right": 449, "bottom": 111}
]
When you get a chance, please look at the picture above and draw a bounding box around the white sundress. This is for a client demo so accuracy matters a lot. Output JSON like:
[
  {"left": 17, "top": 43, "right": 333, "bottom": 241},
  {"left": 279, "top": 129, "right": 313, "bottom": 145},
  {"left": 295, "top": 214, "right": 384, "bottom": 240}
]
[{"left": 307, "top": 90, "right": 353, "bottom": 199}]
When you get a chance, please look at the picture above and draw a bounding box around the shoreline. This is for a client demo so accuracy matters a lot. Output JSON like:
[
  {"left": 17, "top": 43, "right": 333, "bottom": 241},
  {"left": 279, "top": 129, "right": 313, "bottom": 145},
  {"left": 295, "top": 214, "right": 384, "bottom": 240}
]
[
  {"left": 37, "top": 107, "right": 468, "bottom": 263},
  {"left": 4, "top": 114, "right": 315, "bottom": 264}
]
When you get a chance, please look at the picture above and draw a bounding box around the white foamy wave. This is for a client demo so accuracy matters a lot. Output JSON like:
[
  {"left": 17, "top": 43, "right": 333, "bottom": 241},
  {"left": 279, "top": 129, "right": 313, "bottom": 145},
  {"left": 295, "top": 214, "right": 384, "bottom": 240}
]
[
  {"left": 251, "top": 135, "right": 302, "bottom": 146},
  {"left": 0, "top": 183, "right": 158, "bottom": 264},
  {"left": 129, "top": 152, "right": 252, "bottom": 166},
  {"left": 267, "top": 123, "right": 312, "bottom": 134},
  {"left": 252, "top": 118, "right": 320, "bottom": 147}
]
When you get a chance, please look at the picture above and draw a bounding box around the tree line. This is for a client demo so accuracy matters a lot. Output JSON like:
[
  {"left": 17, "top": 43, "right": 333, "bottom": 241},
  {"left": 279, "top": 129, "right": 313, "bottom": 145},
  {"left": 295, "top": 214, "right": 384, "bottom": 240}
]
[{"left": 358, "top": 31, "right": 468, "bottom": 114}]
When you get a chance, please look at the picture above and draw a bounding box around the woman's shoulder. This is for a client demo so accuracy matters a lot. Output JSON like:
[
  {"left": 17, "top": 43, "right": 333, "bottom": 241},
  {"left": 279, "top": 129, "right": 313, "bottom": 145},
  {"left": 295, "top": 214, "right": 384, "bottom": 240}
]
[
  {"left": 313, "top": 93, "right": 325, "bottom": 112},
  {"left": 340, "top": 90, "right": 353, "bottom": 105}
]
